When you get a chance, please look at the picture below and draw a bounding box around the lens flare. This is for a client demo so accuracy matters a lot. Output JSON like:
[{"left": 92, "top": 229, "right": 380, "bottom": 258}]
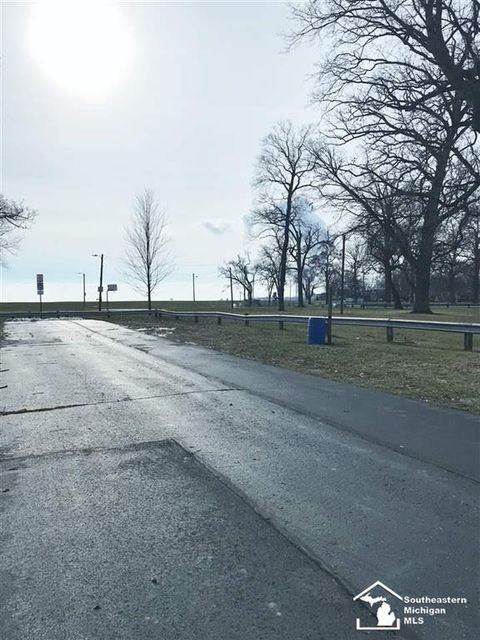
[{"left": 27, "top": 0, "right": 133, "bottom": 102}]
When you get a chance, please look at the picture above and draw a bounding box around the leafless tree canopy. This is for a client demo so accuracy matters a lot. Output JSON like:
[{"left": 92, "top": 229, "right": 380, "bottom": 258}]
[
  {"left": 0, "top": 195, "right": 37, "bottom": 262},
  {"left": 124, "top": 189, "right": 173, "bottom": 309},
  {"left": 288, "top": 198, "right": 327, "bottom": 306},
  {"left": 311, "top": 123, "right": 479, "bottom": 310},
  {"left": 285, "top": 1, "right": 480, "bottom": 312},
  {"left": 290, "top": 0, "right": 480, "bottom": 132},
  {"left": 222, "top": 3, "right": 480, "bottom": 311},
  {"left": 254, "top": 121, "right": 317, "bottom": 310},
  {"left": 256, "top": 243, "right": 282, "bottom": 304},
  {"left": 219, "top": 254, "right": 258, "bottom": 306}
]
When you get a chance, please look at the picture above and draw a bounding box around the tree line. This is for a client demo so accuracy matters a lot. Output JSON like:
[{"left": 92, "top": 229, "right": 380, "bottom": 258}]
[{"left": 222, "top": 0, "right": 479, "bottom": 313}]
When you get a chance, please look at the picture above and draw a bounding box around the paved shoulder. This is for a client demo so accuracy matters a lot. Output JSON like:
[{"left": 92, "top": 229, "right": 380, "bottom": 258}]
[{"left": 82, "top": 320, "right": 480, "bottom": 481}]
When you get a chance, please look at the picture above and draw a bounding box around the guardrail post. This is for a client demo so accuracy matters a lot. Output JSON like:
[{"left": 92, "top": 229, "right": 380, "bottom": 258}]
[
  {"left": 217, "top": 316, "right": 222, "bottom": 325},
  {"left": 464, "top": 333, "right": 473, "bottom": 352},
  {"left": 154, "top": 309, "right": 158, "bottom": 318},
  {"left": 327, "top": 286, "right": 333, "bottom": 344},
  {"left": 278, "top": 320, "right": 284, "bottom": 330},
  {"left": 194, "top": 315, "right": 198, "bottom": 323},
  {"left": 244, "top": 314, "right": 249, "bottom": 326},
  {"left": 386, "top": 326, "right": 394, "bottom": 343}
]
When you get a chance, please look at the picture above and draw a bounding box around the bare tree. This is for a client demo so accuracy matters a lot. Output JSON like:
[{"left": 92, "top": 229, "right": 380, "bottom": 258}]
[
  {"left": 433, "top": 213, "right": 471, "bottom": 302},
  {"left": 254, "top": 121, "right": 316, "bottom": 310},
  {"left": 289, "top": 0, "right": 480, "bottom": 312},
  {"left": 0, "top": 195, "right": 36, "bottom": 263},
  {"left": 256, "top": 244, "right": 281, "bottom": 305},
  {"left": 317, "top": 229, "right": 340, "bottom": 302},
  {"left": 219, "top": 255, "right": 258, "bottom": 306},
  {"left": 290, "top": 0, "right": 480, "bottom": 133},
  {"left": 124, "top": 189, "right": 172, "bottom": 310},
  {"left": 288, "top": 198, "right": 326, "bottom": 306},
  {"left": 311, "top": 116, "right": 479, "bottom": 313},
  {"left": 345, "top": 239, "right": 369, "bottom": 303},
  {"left": 462, "top": 205, "right": 480, "bottom": 302},
  {"left": 302, "top": 253, "right": 325, "bottom": 304}
]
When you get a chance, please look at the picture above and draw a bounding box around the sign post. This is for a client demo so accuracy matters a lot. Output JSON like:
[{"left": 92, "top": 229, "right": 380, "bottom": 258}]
[
  {"left": 106, "top": 284, "right": 117, "bottom": 311},
  {"left": 36, "top": 274, "right": 44, "bottom": 313}
]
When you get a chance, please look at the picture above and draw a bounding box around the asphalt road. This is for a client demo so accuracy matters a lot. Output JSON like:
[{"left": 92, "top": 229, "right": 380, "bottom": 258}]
[{"left": 0, "top": 319, "right": 478, "bottom": 640}]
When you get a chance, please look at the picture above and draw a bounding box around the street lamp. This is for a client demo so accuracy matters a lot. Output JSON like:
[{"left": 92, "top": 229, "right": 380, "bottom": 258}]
[
  {"left": 78, "top": 272, "right": 86, "bottom": 307},
  {"left": 340, "top": 233, "right": 346, "bottom": 315},
  {"left": 229, "top": 267, "right": 234, "bottom": 309},
  {"left": 92, "top": 254, "right": 104, "bottom": 311}
]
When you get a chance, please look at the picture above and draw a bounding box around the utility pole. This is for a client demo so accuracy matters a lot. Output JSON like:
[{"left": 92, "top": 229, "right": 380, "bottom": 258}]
[
  {"left": 78, "top": 272, "right": 86, "bottom": 307},
  {"left": 229, "top": 267, "right": 234, "bottom": 309},
  {"left": 92, "top": 254, "right": 104, "bottom": 311},
  {"left": 362, "top": 270, "right": 366, "bottom": 309},
  {"left": 192, "top": 273, "right": 196, "bottom": 303},
  {"left": 99, "top": 254, "right": 104, "bottom": 311},
  {"left": 327, "top": 285, "right": 333, "bottom": 344},
  {"left": 340, "top": 233, "right": 346, "bottom": 315}
]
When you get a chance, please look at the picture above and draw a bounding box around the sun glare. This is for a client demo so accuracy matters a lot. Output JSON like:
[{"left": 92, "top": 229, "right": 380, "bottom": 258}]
[{"left": 27, "top": 0, "right": 133, "bottom": 102}]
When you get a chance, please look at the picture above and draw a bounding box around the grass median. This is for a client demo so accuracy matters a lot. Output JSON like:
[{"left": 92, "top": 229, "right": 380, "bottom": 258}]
[{"left": 106, "top": 304, "right": 480, "bottom": 414}]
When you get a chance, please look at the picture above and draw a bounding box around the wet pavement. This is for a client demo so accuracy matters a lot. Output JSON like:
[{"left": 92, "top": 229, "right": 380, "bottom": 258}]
[{"left": 0, "top": 319, "right": 478, "bottom": 639}]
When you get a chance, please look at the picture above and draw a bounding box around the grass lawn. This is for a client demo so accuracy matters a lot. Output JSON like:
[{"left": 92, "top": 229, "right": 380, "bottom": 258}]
[
  {"left": 0, "top": 300, "right": 234, "bottom": 313},
  {"left": 104, "top": 302, "right": 479, "bottom": 414}
]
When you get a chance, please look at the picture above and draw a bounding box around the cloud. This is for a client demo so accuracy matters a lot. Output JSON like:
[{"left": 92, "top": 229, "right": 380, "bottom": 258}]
[{"left": 201, "top": 219, "right": 231, "bottom": 235}]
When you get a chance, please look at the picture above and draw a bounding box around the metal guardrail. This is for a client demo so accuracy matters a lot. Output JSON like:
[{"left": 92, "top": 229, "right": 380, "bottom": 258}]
[
  {"left": 153, "top": 309, "right": 479, "bottom": 350},
  {"left": 324, "top": 301, "right": 480, "bottom": 309},
  {"left": 0, "top": 307, "right": 478, "bottom": 350}
]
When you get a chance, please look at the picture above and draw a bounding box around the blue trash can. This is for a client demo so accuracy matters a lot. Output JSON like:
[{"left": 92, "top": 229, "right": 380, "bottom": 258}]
[{"left": 307, "top": 317, "right": 326, "bottom": 345}]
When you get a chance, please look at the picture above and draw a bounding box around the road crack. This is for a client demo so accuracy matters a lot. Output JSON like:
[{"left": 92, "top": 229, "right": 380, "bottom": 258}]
[{"left": 0, "top": 387, "right": 240, "bottom": 416}]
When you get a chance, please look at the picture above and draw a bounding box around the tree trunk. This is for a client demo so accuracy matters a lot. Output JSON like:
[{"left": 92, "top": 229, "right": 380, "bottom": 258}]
[
  {"left": 277, "top": 192, "right": 293, "bottom": 311},
  {"left": 146, "top": 231, "right": 152, "bottom": 311},
  {"left": 384, "top": 261, "right": 392, "bottom": 304},
  {"left": 448, "top": 268, "right": 456, "bottom": 304},
  {"left": 472, "top": 247, "right": 480, "bottom": 303},
  {"left": 147, "top": 283, "right": 152, "bottom": 311},
  {"left": 385, "top": 264, "right": 403, "bottom": 308},
  {"left": 352, "top": 263, "right": 359, "bottom": 303},
  {"left": 413, "top": 252, "right": 433, "bottom": 313},
  {"left": 297, "top": 242, "right": 304, "bottom": 307},
  {"left": 303, "top": 283, "right": 312, "bottom": 304},
  {"left": 391, "top": 280, "right": 403, "bottom": 310}
]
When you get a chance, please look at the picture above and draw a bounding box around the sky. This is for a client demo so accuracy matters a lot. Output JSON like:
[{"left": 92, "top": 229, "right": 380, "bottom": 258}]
[{"left": 1, "top": 0, "right": 325, "bottom": 302}]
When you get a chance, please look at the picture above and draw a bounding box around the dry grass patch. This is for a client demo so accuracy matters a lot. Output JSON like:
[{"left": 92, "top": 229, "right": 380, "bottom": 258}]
[{"left": 111, "top": 311, "right": 480, "bottom": 413}]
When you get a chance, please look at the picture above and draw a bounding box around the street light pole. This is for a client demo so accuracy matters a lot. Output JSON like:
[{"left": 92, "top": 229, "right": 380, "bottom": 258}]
[
  {"left": 229, "top": 267, "right": 234, "bottom": 309},
  {"left": 340, "top": 233, "right": 346, "bottom": 315},
  {"left": 362, "top": 270, "right": 366, "bottom": 309},
  {"left": 92, "top": 254, "right": 104, "bottom": 311}
]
